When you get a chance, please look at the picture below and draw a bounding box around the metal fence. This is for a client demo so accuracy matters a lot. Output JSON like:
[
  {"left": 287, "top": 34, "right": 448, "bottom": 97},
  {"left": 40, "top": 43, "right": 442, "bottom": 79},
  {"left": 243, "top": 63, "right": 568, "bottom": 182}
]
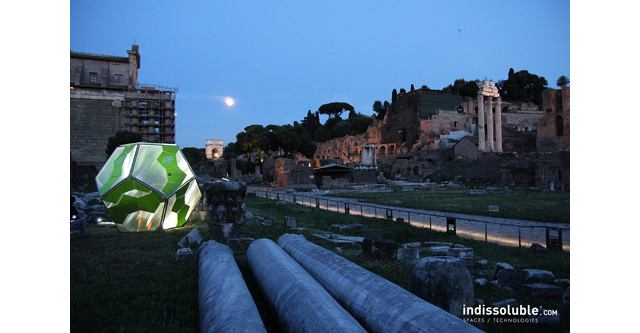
[
  {"left": 249, "top": 190, "right": 570, "bottom": 252},
  {"left": 318, "top": 188, "right": 568, "bottom": 224}
]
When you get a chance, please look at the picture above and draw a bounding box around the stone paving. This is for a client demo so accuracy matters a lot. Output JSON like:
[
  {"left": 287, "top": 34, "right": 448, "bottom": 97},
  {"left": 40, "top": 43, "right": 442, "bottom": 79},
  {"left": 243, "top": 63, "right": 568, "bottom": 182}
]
[{"left": 248, "top": 186, "right": 570, "bottom": 251}]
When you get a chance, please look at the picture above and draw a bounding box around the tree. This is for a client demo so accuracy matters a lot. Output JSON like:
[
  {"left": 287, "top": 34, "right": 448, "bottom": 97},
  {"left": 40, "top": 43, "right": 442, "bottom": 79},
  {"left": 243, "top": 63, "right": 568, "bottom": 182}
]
[
  {"left": 331, "top": 121, "right": 352, "bottom": 139},
  {"left": 235, "top": 125, "right": 272, "bottom": 155},
  {"left": 497, "top": 69, "right": 548, "bottom": 107},
  {"left": 323, "top": 114, "right": 343, "bottom": 135},
  {"left": 318, "top": 102, "right": 355, "bottom": 119},
  {"left": 275, "top": 123, "right": 317, "bottom": 158},
  {"left": 372, "top": 100, "right": 387, "bottom": 120},
  {"left": 105, "top": 130, "right": 142, "bottom": 156},
  {"left": 223, "top": 142, "right": 238, "bottom": 160},
  {"left": 348, "top": 114, "right": 374, "bottom": 135},
  {"left": 264, "top": 125, "right": 280, "bottom": 152},
  {"left": 314, "top": 127, "right": 329, "bottom": 142},
  {"left": 410, "top": 84, "right": 415, "bottom": 92},
  {"left": 392, "top": 89, "right": 398, "bottom": 103},
  {"left": 556, "top": 75, "right": 570, "bottom": 87},
  {"left": 442, "top": 79, "right": 478, "bottom": 98},
  {"left": 301, "top": 110, "right": 320, "bottom": 139},
  {"left": 181, "top": 147, "right": 205, "bottom": 165}
]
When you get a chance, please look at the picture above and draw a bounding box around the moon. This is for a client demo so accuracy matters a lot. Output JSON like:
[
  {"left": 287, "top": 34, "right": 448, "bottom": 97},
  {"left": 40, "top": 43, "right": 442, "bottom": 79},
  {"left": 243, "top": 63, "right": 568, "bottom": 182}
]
[{"left": 225, "top": 97, "right": 235, "bottom": 106}]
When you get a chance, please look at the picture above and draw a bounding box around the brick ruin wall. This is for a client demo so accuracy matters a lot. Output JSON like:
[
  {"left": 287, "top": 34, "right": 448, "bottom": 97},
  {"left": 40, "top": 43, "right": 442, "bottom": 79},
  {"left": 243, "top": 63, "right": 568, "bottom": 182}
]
[
  {"left": 70, "top": 97, "right": 122, "bottom": 168},
  {"left": 537, "top": 87, "right": 570, "bottom": 153}
]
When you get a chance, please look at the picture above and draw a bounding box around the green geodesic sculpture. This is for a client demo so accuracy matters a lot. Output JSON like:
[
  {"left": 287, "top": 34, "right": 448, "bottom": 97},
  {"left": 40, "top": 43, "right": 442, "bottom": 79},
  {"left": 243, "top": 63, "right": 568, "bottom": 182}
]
[{"left": 95, "top": 142, "right": 202, "bottom": 232}]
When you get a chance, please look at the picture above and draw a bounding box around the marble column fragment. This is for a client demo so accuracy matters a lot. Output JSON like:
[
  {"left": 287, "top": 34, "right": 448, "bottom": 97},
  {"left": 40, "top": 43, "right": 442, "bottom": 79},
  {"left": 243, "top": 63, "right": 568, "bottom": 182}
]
[
  {"left": 197, "top": 241, "right": 267, "bottom": 333},
  {"left": 277, "top": 234, "right": 483, "bottom": 333},
  {"left": 247, "top": 238, "right": 367, "bottom": 333}
]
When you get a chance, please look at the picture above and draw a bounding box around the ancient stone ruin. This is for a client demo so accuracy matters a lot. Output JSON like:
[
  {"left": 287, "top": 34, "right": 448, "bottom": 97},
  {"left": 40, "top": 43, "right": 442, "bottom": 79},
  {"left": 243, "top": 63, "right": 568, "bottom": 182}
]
[
  {"left": 204, "top": 181, "right": 247, "bottom": 239},
  {"left": 235, "top": 83, "right": 570, "bottom": 189}
]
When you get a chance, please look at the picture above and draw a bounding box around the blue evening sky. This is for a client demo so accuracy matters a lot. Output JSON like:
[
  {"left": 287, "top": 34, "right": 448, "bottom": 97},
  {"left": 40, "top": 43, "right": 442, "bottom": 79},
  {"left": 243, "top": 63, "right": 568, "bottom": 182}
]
[{"left": 70, "top": 0, "right": 569, "bottom": 149}]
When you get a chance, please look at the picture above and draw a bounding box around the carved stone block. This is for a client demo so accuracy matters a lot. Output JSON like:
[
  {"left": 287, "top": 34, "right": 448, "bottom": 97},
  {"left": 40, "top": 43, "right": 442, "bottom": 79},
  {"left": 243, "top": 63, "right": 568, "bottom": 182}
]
[{"left": 205, "top": 181, "right": 247, "bottom": 239}]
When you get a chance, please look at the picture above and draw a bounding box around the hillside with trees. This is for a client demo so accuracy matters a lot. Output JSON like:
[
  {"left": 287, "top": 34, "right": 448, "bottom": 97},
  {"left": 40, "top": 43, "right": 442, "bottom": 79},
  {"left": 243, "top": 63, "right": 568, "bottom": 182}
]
[{"left": 221, "top": 67, "right": 555, "bottom": 164}]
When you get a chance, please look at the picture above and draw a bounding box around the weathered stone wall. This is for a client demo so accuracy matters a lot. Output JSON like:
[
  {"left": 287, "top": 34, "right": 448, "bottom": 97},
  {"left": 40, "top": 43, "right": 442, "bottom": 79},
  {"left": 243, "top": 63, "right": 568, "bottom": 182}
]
[
  {"left": 279, "top": 170, "right": 316, "bottom": 189},
  {"left": 314, "top": 134, "right": 366, "bottom": 162},
  {"left": 274, "top": 158, "right": 316, "bottom": 188},
  {"left": 429, "top": 152, "right": 569, "bottom": 188},
  {"left": 537, "top": 88, "right": 570, "bottom": 153},
  {"left": 352, "top": 170, "right": 377, "bottom": 184},
  {"left": 313, "top": 125, "right": 381, "bottom": 165},
  {"left": 70, "top": 91, "right": 123, "bottom": 167},
  {"left": 261, "top": 158, "right": 276, "bottom": 184},
  {"left": 379, "top": 95, "right": 422, "bottom": 147},
  {"left": 503, "top": 113, "right": 543, "bottom": 132}
]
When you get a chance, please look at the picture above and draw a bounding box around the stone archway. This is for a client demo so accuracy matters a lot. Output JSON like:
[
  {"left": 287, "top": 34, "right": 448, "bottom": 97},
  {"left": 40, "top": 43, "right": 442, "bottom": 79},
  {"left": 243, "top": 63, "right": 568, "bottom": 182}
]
[
  {"left": 379, "top": 146, "right": 386, "bottom": 155},
  {"left": 206, "top": 140, "right": 224, "bottom": 159}
]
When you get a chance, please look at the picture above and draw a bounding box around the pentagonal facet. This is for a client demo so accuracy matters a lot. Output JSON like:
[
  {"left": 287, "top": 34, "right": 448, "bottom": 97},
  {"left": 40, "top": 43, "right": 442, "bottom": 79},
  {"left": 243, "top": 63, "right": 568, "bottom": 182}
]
[
  {"left": 96, "top": 144, "right": 138, "bottom": 197},
  {"left": 130, "top": 144, "right": 194, "bottom": 196},
  {"left": 96, "top": 142, "right": 202, "bottom": 232}
]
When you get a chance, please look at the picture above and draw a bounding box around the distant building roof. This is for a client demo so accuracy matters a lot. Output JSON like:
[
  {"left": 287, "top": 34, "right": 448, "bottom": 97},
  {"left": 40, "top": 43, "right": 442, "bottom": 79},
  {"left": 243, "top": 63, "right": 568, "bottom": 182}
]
[
  {"left": 70, "top": 51, "right": 129, "bottom": 63},
  {"left": 454, "top": 136, "right": 479, "bottom": 147},
  {"left": 312, "top": 163, "right": 353, "bottom": 172}
]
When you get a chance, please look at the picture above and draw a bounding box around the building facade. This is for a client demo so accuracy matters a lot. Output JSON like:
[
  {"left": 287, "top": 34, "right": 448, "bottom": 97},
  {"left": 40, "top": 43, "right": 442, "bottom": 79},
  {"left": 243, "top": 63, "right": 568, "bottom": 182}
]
[{"left": 70, "top": 45, "right": 177, "bottom": 168}]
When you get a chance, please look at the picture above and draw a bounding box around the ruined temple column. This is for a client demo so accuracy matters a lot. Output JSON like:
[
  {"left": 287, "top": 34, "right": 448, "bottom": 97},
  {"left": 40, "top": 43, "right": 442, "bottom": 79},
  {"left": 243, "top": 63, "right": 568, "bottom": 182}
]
[
  {"left": 374, "top": 144, "right": 377, "bottom": 167},
  {"left": 477, "top": 94, "right": 485, "bottom": 151},
  {"left": 487, "top": 97, "right": 494, "bottom": 151},
  {"left": 496, "top": 97, "right": 503, "bottom": 152}
]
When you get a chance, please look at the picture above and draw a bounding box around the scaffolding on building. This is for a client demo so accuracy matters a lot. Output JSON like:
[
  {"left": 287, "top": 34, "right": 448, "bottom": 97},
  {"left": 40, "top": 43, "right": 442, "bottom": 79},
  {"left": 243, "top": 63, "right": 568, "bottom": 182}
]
[{"left": 122, "top": 84, "right": 178, "bottom": 144}]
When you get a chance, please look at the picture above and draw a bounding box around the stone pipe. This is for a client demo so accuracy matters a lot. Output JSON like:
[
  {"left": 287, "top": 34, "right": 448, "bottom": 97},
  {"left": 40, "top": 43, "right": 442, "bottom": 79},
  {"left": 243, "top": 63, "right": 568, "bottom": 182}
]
[
  {"left": 277, "top": 234, "right": 483, "bottom": 333},
  {"left": 247, "top": 238, "right": 367, "bottom": 333},
  {"left": 197, "top": 241, "right": 267, "bottom": 333}
]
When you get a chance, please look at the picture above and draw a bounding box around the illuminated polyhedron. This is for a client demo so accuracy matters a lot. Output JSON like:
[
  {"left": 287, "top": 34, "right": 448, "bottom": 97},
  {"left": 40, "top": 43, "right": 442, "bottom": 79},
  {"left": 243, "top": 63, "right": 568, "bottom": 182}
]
[{"left": 95, "top": 142, "right": 202, "bottom": 232}]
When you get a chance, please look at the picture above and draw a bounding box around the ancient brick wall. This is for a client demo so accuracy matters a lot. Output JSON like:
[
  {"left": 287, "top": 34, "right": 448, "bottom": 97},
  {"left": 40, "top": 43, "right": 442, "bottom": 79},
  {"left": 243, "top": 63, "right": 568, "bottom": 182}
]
[
  {"left": 380, "top": 97, "right": 421, "bottom": 147},
  {"left": 70, "top": 94, "right": 122, "bottom": 168},
  {"left": 537, "top": 88, "right": 570, "bottom": 153}
]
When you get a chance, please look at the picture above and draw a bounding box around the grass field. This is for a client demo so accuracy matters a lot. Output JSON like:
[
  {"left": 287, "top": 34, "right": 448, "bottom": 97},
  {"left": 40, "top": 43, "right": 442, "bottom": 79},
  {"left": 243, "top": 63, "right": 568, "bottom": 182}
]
[
  {"left": 326, "top": 188, "right": 570, "bottom": 223},
  {"left": 70, "top": 195, "right": 569, "bottom": 332}
]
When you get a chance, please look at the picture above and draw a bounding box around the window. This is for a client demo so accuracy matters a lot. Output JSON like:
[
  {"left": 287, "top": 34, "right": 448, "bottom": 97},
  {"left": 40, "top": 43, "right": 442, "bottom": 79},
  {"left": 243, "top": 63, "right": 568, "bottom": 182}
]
[
  {"left": 89, "top": 72, "right": 98, "bottom": 83},
  {"left": 114, "top": 74, "right": 123, "bottom": 85},
  {"left": 556, "top": 116, "right": 564, "bottom": 137}
]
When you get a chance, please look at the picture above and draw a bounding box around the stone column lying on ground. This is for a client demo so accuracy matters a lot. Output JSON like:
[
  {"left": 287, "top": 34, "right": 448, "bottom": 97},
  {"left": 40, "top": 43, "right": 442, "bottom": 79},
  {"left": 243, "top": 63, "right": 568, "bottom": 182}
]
[
  {"left": 197, "top": 241, "right": 267, "bottom": 333},
  {"left": 247, "top": 238, "right": 367, "bottom": 333},
  {"left": 277, "top": 233, "right": 483, "bottom": 333}
]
